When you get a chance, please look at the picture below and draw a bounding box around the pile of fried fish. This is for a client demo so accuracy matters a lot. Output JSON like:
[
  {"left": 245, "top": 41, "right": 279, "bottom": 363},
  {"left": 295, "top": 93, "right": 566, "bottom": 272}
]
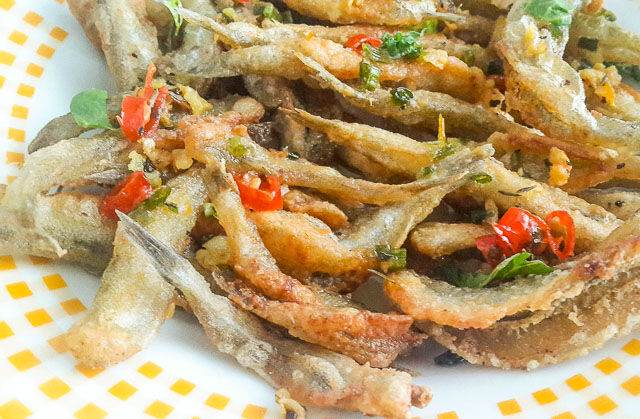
[{"left": 2, "top": 0, "right": 640, "bottom": 417}]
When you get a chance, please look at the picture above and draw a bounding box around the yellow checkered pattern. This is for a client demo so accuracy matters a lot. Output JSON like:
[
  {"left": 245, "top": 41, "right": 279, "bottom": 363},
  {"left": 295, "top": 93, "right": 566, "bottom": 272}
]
[{"left": 0, "top": 1, "right": 639, "bottom": 419}]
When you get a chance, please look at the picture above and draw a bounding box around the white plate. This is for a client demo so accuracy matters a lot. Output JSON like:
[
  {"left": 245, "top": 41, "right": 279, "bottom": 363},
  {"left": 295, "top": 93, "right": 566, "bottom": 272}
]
[{"left": 0, "top": 1, "right": 639, "bottom": 418}]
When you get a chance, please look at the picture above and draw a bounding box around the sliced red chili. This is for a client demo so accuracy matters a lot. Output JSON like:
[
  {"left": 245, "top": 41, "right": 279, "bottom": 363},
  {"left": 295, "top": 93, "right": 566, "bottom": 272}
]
[
  {"left": 345, "top": 34, "right": 382, "bottom": 55},
  {"left": 144, "top": 85, "right": 169, "bottom": 134},
  {"left": 545, "top": 211, "right": 575, "bottom": 259},
  {"left": 117, "top": 96, "right": 150, "bottom": 141},
  {"left": 117, "top": 62, "right": 168, "bottom": 141},
  {"left": 99, "top": 171, "right": 152, "bottom": 219},
  {"left": 142, "top": 61, "right": 157, "bottom": 101},
  {"left": 233, "top": 172, "right": 283, "bottom": 212},
  {"left": 491, "top": 207, "right": 548, "bottom": 256}
]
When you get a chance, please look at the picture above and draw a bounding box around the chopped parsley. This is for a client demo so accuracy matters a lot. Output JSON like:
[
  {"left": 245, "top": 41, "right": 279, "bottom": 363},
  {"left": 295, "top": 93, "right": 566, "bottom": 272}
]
[
  {"left": 254, "top": 2, "right": 282, "bottom": 22},
  {"left": 417, "top": 166, "right": 434, "bottom": 179},
  {"left": 379, "top": 31, "right": 424, "bottom": 60},
  {"left": 404, "top": 19, "right": 438, "bottom": 34},
  {"left": 434, "top": 142, "right": 456, "bottom": 162},
  {"left": 374, "top": 245, "right": 407, "bottom": 273}
]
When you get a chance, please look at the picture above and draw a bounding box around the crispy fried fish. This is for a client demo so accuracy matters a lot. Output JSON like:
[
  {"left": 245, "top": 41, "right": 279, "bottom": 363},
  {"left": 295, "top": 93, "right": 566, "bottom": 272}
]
[
  {"left": 118, "top": 212, "right": 432, "bottom": 418},
  {"left": 65, "top": 169, "right": 206, "bottom": 368}
]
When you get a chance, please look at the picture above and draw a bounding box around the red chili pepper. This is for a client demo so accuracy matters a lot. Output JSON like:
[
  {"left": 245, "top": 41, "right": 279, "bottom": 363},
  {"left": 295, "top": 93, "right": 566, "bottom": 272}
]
[
  {"left": 144, "top": 85, "right": 169, "bottom": 134},
  {"left": 99, "top": 171, "right": 152, "bottom": 219},
  {"left": 142, "top": 61, "right": 157, "bottom": 101},
  {"left": 345, "top": 34, "right": 382, "bottom": 55},
  {"left": 491, "top": 207, "right": 548, "bottom": 256},
  {"left": 233, "top": 172, "right": 283, "bottom": 211},
  {"left": 117, "top": 96, "right": 150, "bottom": 141},
  {"left": 117, "top": 62, "right": 167, "bottom": 141},
  {"left": 236, "top": 0, "right": 249, "bottom": 3},
  {"left": 475, "top": 234, "right": 502, "bottom": 268},
  {"left": 545, "top": 211, "right": 575, "bottom": 259}
]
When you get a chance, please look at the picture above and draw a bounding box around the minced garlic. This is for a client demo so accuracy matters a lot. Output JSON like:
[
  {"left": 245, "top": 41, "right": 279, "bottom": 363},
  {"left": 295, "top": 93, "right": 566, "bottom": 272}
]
[
  {"left": 579, "top": 63, "right": 621, "bottom": 107},
  {"left": 549, "top": 146, "right": 571, "bottom": 187},
  {"left": 523, "top": 22, "right": 547, "bottom": 57},
  {"left": 196, "top": 236, "right": 231, "bottom": 270},
  {"left": 420, "top": 48, "right": 449, "bottom": 70},
  {"left": 179, "top": 85, "right": 213, "bottom": 116},
  {"left": 171, "top": 149, "right": 193, "bottom": 170}
]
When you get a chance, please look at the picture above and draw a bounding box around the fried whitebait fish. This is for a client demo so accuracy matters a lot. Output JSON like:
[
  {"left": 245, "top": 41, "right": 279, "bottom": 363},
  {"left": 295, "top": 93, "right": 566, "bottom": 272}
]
[
  {"left": 463, "top": 159, "right": 620, "bottom": 249},
  {"left": 65, "top": 169, "right": 207, "bottom": 368},
  {"left": 298, "top": 53, "right": 532, "bottom": 141},
  {"left": 177, "top": 8, "right": 494, "bottom": 71},
  {"left": 205, "top": 169, "right": 426, "bottom": 364},
  {"left": 567, "top": 11, "right": 640, "bottom": 67},
  {"left": 68, "top": 0, "right": 161, "bottom": 91},
  {"left": 423, "top": 266, "right": 640, "bottom": 370},
  {"left": 384, "top": 235, "right": 640, "bottom": 328},
  {"left": 119, "top": 211, "right": 432, "bottom": 418},
  {"left": 496, "top": 0, "right": 640, "bottom": 179},
  {"left": 410, "top": 222, "right": 493, "bottom": 258},
  {"left": 281, "top": 0, "right": 494, "bottom": 44},
  {"left": 215, "top": 276, "right": 423, "bottom": 368},
  {"left": 183, "top": 113, "right": 464, "bottom": 206}
]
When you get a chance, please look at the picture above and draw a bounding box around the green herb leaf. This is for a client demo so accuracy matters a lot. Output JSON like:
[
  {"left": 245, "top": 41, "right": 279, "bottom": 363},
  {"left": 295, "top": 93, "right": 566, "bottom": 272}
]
[
  {"left": 417, "top": 166, "right": 434, "bottom": 179},
  {"left": 165, "top": 202, "right": 179, "bottom": 213},
  {"left": 391, "top": 87, "right": 414, "bottom": 107},
  {"left": 254, "top": 2, "right": 282, "bottom": 22},
  {"left": 404, "top": 19, "right": 438, "bottom": 34},
  {"left": 434, "top": 142, "right": 456, "bottom": 161},
  {"left": 70, "top": 89, "right": 112, "bottom": 130},
  {"left": 204, "top": 202, "right": 217, "bottom": 218},
  {"left": 434, "top": 350, "right": 467, "bottom": 366},
  {"left": 491, "top": 252, "right": 553, "bottom": 279},
  {"left": 577, "top": 37, "right": 599, "bottom": 51},
  {"left": 524, "top": 0, "right": 574, "bottom": 27},
  {"left": 470, "top": 173, "right": 492, "bottom": 184},
  {"left": 164, "top": 0, "right": 184, "bottom": 34},
  {"left": 440, "top": 265, "right": 492, "bottom": 288},
  {"left": 379, "top": 31, "right": 424, "bottom": 60},
  {"left": 359, "top": 60, "right": 381, "bottom": 92},
  {"left": 604, "top": 62, "right": 640, "bottom": 82},
  {"left": 227, "top": 136, "right": 247, "bottom": 158},
  {"left": 442, "top": 252, "right": 553, "bottom": 288},
  {"left": 374, "top": 245, "right": 407, "bottom": 273}
]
